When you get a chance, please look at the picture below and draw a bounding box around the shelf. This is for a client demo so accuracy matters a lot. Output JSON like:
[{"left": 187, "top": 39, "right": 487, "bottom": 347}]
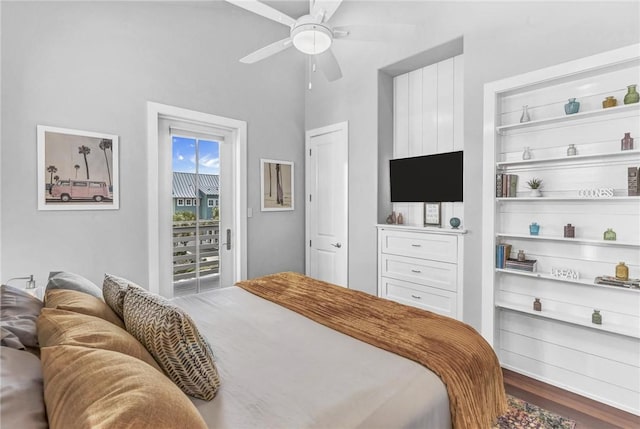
[
  {"left": 496, "top": 233, "right": 640, "bottom": 248},
  {"left": 496, "top": 268, "right": 640, "bottom": 292},
  {"left": 376, "top": 224, "right": 467, "bottom": 235},
  {"left": 495, "top": 301, "right": 640, "bottom": 339},
  {"left": 496, "top": 196, "right": 640, "bottom": 201},
  {"left": 496, "top": 103, "right": 640, "bottom": 134},
  {"left": 496, "top": 149, "right": 640, "bottom": 168}
]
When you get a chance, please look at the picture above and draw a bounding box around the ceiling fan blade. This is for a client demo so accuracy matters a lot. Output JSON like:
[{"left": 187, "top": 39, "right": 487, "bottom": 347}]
[
  {"left": 240, "top": 37, "right": 293, "bottom": 64},
  {"left": 225, "top": 0, "right": 296, "bottom": 27},
  {"left": 310, "top": 0, "right": 343, "bottom": 22},
  {"left": 333, "top": 24, "right": 417, "bottom": 42},
  {"left": 316, "top": 48, "right": 342, "bottom": 82}
]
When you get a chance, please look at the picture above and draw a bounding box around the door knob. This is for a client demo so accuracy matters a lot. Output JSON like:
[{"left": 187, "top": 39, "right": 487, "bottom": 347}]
[{"left": 330, "top": 242, "right": 342, "bottom": 248}]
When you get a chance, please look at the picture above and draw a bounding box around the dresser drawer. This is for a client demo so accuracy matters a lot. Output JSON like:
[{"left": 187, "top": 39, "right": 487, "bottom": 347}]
[
  {"left": 380, "top": 254, "right": 457, "bottom": 292},
  {"left": 379, "top": 230, "right": 457, "bottom": 263},
  {"left": 380, "top": 276, "right": 457, "bottom": 318}
]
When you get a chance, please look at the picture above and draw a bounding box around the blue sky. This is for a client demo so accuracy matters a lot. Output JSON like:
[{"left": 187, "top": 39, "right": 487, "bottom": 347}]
[{"left": 172, "top": 136, "right": 219, "bottom": 175}]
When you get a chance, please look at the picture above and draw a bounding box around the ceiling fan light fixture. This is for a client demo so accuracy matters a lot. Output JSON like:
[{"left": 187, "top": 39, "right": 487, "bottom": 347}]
[{"left": 291, "top": 23, "right": 332, "bottom": 55}]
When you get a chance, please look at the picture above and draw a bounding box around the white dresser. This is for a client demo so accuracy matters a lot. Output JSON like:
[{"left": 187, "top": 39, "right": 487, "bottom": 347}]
[{"left": 377, "top": 225, "right": 466, "bottom": 320}]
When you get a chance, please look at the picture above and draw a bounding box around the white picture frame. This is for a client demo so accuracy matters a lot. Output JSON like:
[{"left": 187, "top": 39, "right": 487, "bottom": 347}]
[
  {"left": 37, "top": 125, "right": 119, "bottom": 211},
  {"left": 424, "top": 202, "right": 441, "bottom": 226},
  {"left": 261, "top": 159, "right": 294, "bottom": 211}
]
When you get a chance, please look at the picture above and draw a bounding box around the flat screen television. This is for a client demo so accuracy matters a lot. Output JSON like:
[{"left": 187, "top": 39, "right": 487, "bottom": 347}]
[{"left": 390, "top": 151, "right": 463, "bottom": 202}]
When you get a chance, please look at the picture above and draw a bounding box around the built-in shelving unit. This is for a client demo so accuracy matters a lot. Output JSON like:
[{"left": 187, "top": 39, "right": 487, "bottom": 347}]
[
  {"left": 495, "top": 103, "right": 640, "bottom": 134},
  {"left": 482, "top": 44, "right": 640, "bottom": 416},
  {"left": 495, "top": 233, "right": 640, "bottom": 248}
]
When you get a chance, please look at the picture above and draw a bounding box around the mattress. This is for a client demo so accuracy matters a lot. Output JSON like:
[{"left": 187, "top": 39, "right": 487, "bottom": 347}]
[{"left": 172, "top": 286, "right": 451, "bottom": 429}]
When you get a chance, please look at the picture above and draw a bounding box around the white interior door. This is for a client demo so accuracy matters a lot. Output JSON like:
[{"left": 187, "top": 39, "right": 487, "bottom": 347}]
[{"left": 305, "top": 121, "right": 348, "bottom": 287}]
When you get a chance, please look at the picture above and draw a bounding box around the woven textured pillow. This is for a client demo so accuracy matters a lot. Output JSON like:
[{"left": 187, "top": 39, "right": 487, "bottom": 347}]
[
  {"left": 37, "top": 308, "right": 161, "bottom": 372},
  {"left": 102, "top": 274, "right": 143, "bottom": 319},
  {"left": 44, "top": 289, "right": 124, "bottom": 329},
  {"left": 41, "top": 345, "right": 207, "bottom": 429},
  {"left": 123, "top": 287, "right": 220, "bottom": 400}
]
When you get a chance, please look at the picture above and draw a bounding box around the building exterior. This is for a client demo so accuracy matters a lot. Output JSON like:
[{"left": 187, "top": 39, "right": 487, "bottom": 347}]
[{"left": 172, "top": 172, "right": 219, "bottom": 220}]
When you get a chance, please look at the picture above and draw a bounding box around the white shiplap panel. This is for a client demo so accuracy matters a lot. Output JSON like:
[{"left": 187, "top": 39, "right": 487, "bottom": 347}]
[
  {"left": 453, "top": 55, "right": 464, "bottom": 151},
  {"left": 394, "top": 73, "right": 409, "bottom": 158},
  {"left": 421, "top": 63, "right": 438, "bottom": 156},
  {"left": 408, "top": 69, "right": 423, "bottom": 156},
  {"left": 437, "top": 58, "right": 454, "bottom": 153},
  {"left": 500, "top": 350, "right": 640, "bottom": 415},
  {"left": 500, "top": 310, "right": 640, "bottom": 365},
  {"left": 501, "top": 330, "right": 639, "bottom": 392}
]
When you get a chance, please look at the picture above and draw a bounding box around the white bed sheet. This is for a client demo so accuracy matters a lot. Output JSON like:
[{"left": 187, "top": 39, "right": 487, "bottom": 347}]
[{"left": 172, "top": 286, "right": 451, "bottom": 429}]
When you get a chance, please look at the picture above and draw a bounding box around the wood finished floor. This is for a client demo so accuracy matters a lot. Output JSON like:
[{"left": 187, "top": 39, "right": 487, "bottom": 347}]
[{"left": 503, "top": 369, "right": 640, "bottom": 429}]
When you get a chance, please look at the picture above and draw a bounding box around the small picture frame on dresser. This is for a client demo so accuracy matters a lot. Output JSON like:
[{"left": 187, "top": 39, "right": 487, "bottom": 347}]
[{"left": 424, "top": 202, "right": 441, "bottom": 226}]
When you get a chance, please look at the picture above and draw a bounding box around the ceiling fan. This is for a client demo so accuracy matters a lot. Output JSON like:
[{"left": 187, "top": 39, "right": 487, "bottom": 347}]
[{"left": 226, "top": 0, "right": 348, "bottom": 83}]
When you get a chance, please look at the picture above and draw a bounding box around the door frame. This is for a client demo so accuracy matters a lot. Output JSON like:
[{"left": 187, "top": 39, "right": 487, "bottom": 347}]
[
  {"left": 305, "top": 121, "right": 349, "bottom": 286},
  {"left": 147, "top": 102, "right": 247, "bottom": 296}
]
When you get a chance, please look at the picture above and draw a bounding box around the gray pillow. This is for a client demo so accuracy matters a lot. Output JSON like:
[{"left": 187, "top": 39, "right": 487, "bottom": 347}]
[
  {"left": 0, "top": 346, "right": 48, "bottom": 429},
  {"left": 0, "top": 285, "right": 43, "bottom": 349},
  {"left": 46, "top": 271, "right": 102, "bottom": 299}
]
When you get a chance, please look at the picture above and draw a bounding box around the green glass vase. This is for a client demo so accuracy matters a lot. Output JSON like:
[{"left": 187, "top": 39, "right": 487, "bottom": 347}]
[{"left": 624, "top": 84, "right": 639, "bottom": 104}]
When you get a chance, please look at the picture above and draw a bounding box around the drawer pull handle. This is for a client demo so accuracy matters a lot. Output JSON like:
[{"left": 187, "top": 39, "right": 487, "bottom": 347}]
[
  {"left": 411, "top": 294, "right": 421, "bottom": 299},
  {"left": 411, "top": 244, "right": 422, "bottom": 247},
  {"left": 411, "top": 269, "right": 422, "bottom": 273}
]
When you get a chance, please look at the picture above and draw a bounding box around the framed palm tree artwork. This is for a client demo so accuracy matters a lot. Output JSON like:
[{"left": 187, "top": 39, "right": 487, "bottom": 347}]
[
  {"left": 37, "top": 125, "right": 119, "bottom": 210},
  {"left": 260, "top": 159, "right": 294, "bottom": 211}
]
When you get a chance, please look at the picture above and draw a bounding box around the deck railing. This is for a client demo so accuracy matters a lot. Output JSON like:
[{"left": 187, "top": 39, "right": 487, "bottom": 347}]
[{"left": 173, "top": 220, "right": 220, "bottom": 282}]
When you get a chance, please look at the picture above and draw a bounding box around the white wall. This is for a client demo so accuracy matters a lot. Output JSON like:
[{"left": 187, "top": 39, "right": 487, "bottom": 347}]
[
  {"left": 305, "top": 0, "right": 640, "bottom": 330},
  {"left": 0, "top": 1, "right": 306, "bottom": 287}
]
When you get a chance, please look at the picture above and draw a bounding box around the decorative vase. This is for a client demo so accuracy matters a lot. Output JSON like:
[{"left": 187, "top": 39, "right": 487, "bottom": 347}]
[
  {"left": 564, "top": 98, "right": 580, "bottom": 115},
  {"left": 517, "top": 250, "right": 526, "bottom": 262},
  {"left": 603, "top": 228, "right": 617, "bottom": 241},
  {"left": 520, "top": 105, "right": 531, "bottom": 123},
  {"left": 563, "top": 223, "right": 575, "bottom": 238},
  {"left": 529, "top": 222, "right": 540, "bottom": 236},
  {"left": 391, "top": 211, "right": 397, "bottom": 224},
  {"left": 621, "top": 132, "right": 634, "bottom": 151},
  {"left": 567, "top": 144, "right": 577, "bottom": 156},
  {"left": 592, "top": 310, "right": 602, "bottom": 325},
  {"left": 522, "top": 146, "right": 532, "bottom": 160},
  {"left": 449, "top": 217, "right": 461, "bottom": 229},
  {"left": 624, "top": 84, "right": 639, "bottom": 104},
  {"left": 397, "top": 213, "right": 404, "bottom": 225},
  {"left": 602, "top": 96, "right": 617, "bottom": 108},
  {"left": 530, "top": 188, "right": 542, "bottom": 197},
  {"left": 533, "top": 298, "right": 542, "bottom": 311},
  {"left": 615, "top": 261, "right": 629, "bottom": 280}
]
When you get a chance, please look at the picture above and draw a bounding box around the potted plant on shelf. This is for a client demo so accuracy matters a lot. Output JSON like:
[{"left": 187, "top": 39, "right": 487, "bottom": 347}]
[{"left": 527, "top": 178, "right": 543, "bottom": 197}]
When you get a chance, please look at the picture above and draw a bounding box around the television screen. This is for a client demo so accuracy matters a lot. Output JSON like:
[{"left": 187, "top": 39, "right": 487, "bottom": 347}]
[{"left": 390, "top": 151, "right": 463, "bottom": 202}]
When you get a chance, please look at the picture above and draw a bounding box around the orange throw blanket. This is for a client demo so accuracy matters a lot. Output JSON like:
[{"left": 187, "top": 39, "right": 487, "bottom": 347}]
[{"left": 236, "top": 272, "right": 507, "bottom": 429}]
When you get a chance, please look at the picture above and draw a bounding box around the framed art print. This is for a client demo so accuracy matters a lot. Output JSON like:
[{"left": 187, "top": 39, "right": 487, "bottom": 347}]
[
  {"left": 37, "top": 125, "right": 119, "bottom": 211},
  {"left": 424, "top": 202, "right": 441, "bottom": 226},
  {"left": 260, "top": 159, "right": 294, "bottom": 211}
]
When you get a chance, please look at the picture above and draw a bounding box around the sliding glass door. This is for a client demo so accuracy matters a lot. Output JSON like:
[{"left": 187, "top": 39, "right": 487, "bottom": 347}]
[{"left": 171, "top": 134, "right": 221, "bottom": 296}]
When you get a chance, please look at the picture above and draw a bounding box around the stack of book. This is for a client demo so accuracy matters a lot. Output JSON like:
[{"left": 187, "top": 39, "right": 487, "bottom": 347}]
[
  {"left": 595, "top": 276, "right": 640, "bottom": 289},
  {"left": 496, "top": 174, "right": 518, "bottom": 197},
  {"left": 495, "top": 244, "right": 512, "bottom": 269},
  {"left": 504, "top": 258, "right": 537, "bottom": 272}
]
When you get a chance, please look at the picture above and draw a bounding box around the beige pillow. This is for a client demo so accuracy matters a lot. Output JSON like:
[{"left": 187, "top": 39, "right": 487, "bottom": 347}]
[
  {"left": 102, "top": 274, "right": 142, "bottom": 319},
  {"left": 37, "top": 308, "right": 161, "bottom": 372},
  {"left": 123, "top": 287, "right": 220, "bottom": 400},
  {"left": 44, "top": 289, "right": 124, "bottom": 329},
  {"left": 41, "top": 345, "right": 207, "bottom": 429}
]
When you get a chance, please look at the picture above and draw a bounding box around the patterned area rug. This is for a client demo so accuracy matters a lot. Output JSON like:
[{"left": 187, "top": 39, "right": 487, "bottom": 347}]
[{"left": 493, "top": 394, "right": 577, "bottom": 429}]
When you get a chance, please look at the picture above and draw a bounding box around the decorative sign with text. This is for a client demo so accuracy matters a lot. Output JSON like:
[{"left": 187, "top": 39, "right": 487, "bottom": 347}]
[
  {"left": 577, "top": 188, "right": 614, "bottom": 198},
  {"left": 551, "top": 267, "right": 580, "bottom": 280}
]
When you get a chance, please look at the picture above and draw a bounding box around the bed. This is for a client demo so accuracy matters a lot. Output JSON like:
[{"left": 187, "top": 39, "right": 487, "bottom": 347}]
[{"left": 1, "top": 271, "right": 506, "bottom": 429}]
